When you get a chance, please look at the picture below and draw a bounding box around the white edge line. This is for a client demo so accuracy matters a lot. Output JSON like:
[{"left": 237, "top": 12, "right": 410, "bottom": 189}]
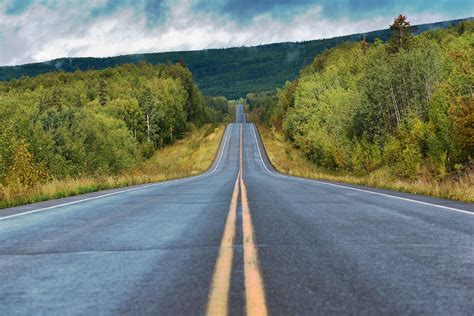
[
  {"left": 250, "top": 124, "right": 473, "bottom": 216},
  {"left": 209, "top": 124, "right": 231, "bottom": 175},
  {"left": 0, "top": 125, "right": 233, "bottom": 221}
]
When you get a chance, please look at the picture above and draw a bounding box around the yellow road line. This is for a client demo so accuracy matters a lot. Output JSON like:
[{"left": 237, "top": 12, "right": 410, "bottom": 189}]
[
  {"left": 207, "top": 123, "right": 268, "bottom": 315},
  {"left": 240, "top": 124, "right": 268, "bottom": 316},
  {"left": 207, "top": 171, "right": 240, "bottom": 315}
]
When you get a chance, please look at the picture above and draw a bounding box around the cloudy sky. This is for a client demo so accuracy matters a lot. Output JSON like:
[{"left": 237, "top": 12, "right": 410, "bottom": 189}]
[{"left": 0, "top": 0, "right": 472, "bottom": 66}]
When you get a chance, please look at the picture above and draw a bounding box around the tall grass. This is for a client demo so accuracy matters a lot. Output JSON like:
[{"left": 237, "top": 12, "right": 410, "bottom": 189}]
[
  {"left": 258, "top": 125, "right": 474, "bottom": 203},
  {"left": 0, "top": 124, "right": 225, "bottom": 209}
]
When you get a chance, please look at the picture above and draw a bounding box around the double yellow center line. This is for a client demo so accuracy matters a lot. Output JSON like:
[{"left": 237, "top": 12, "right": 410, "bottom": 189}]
[{"left": 207, "top": 124, "right": 268, "bottom": 316}]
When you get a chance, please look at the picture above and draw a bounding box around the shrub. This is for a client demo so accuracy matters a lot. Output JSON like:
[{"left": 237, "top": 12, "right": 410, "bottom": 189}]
[{"left": 352, "top": 134, "right": 382, "bottom": 174}]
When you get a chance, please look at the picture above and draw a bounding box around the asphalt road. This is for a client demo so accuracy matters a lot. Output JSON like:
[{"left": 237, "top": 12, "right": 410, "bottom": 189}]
[{"left": 0, "top": 105, "right": 472, "bottom": 315}]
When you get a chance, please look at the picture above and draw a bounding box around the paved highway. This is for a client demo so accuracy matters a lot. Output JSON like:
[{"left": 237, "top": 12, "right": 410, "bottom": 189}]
[{"left": 0, "top": 105, "right": 472, "bottom": 314}]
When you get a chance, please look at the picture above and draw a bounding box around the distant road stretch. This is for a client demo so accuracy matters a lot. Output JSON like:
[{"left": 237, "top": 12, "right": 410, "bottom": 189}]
[{"left": 0, "top": 105, "right": 472, "bottom": 314}]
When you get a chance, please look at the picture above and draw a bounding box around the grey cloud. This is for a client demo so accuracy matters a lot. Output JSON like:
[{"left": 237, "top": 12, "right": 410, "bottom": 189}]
[{"left": 0, "top": 32, "right": 34, "bottom": 65}]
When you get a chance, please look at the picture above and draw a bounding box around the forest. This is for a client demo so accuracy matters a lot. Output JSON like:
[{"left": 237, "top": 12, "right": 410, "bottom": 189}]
[
  {"left": 0, "top": 62, "right": 227, "bottom": 199},
  {"left": 0, "top": 19, "right": 469, "bottom": 99},
  {"left": 250, "top": 18, "right": 473, "bottom": 184}
]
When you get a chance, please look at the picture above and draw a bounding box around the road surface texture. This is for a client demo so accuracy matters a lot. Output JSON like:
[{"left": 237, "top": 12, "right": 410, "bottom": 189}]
[{"left": 0, "top": 105, "right": 472, "bottom": 315}]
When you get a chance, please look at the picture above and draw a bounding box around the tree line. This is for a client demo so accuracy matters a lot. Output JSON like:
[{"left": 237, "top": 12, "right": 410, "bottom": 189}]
[
  {"left": 250, "top": 17, "right": 473, "bottom": 180},
  {"left": 0, "top": 63, "right": 227, "bottom": 191}
]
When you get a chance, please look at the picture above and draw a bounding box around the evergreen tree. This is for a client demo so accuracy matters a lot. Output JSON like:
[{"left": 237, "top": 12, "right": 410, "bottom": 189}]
[
  {"left": 360, "top": 35, "right": 369, "bottom": 53},
  {"left": 98, "top": 80, "right": 107, "bottom": 106},
  {"left": 387, "top": 15, "right": 413, "bottom": 53},
  {"left": 458, "top": 22, "right": 466, "bottom": 35}
]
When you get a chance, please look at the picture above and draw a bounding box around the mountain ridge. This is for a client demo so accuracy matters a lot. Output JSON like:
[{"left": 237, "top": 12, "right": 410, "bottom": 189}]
[{"left": 1, "top": 17, "right": 471, "bottom": 98}]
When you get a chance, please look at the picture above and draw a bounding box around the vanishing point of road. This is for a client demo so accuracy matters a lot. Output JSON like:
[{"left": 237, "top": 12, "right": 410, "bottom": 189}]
[{"left": 0, "top": 105, "right": 472, "bottom": 314}]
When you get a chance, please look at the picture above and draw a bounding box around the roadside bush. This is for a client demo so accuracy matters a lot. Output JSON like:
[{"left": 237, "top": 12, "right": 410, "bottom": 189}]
[
  {"left": 398, "top": 143, "right": 423, "bottom": 180},
  {"left": 384, "top": 137, "right": 422, "bottom": 180},
  {"left": 352, "top": 133, "right": 382, "bottom": 174}
]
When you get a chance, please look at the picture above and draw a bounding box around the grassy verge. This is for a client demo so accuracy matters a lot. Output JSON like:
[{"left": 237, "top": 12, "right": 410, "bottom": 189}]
[
  {"left": 0, "top": 124, "right": 225, "bottom": 209},
  {"left": 258, "top": 125, "right": 474, "bottom": 203}
]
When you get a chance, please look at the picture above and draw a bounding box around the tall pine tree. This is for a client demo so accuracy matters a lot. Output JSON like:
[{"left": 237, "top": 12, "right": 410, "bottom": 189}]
[{"left": 387, "top": 15, "right": 412, "bottom": 53}]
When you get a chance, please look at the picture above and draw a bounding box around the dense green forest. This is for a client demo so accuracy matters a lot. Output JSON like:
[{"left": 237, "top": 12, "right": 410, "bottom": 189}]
[
  {"left": 0, "top": 19, "right": 470, "bottom": 99},
  {"left": 0, "top": 63, "right": 226, "bottom": 192},
  {"left": 250, "top": 18, "right": 473, "bottom": 181}
]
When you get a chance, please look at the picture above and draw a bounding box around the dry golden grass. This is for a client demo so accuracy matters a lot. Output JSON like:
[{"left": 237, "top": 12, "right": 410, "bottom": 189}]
[
  {"left": 258, "top": 124, "right": 474, "bottom": 203},
  {"left": 0, "top": 124, "right": 225, "bottom": 209}
]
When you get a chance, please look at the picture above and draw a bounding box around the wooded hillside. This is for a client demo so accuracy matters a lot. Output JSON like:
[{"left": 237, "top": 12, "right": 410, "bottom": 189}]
[
  {"left": 252, "top": 19, "right": 473, "bottom": 182},
  {"left": 0, "top": 63, "right": 225, "bottom": 194}
]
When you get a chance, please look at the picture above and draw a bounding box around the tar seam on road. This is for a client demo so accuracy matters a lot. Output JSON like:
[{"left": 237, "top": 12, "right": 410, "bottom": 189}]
[
  {"left": 0, "top": 125, "right": 233, "bottom": 222},
  {"left": 250, "top": 124, "right": 473, "bottom": 216},
  {"left": 207, "top": 122, "right": 268, "bottom": 316}
]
